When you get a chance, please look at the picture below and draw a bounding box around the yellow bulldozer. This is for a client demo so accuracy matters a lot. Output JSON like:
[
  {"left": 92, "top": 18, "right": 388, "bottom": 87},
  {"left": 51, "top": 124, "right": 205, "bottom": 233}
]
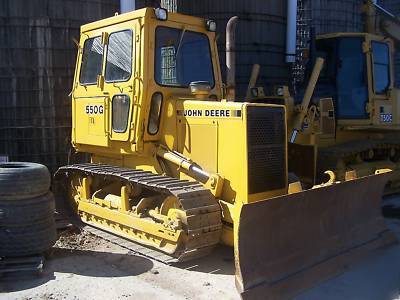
[
  {"left": 265, "top": 0, "right": 400, "bottom": 189},
  {"left": 56, "top": 7, "right": 397, "bottom": 299},
  {"left": 279, "top": 31, "right": 400, "bottom": 189}
]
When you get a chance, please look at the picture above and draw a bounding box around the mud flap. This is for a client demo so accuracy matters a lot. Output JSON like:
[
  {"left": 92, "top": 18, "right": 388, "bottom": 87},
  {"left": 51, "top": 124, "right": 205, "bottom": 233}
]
[{"left": 235, "top": 173, "right": 397, "bottom": 300}]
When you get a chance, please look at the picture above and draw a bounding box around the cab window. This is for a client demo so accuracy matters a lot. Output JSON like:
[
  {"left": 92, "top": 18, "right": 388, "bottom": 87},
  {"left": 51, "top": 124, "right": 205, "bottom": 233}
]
[
  {"left": 155, "top": 26, "right": 214, "bottom": 88},
  {"left": 80, "top": 36, "right": 103, "bottom": 85},
  {"left": 105, "top": 30, "right": 133, "bottom": 82},
  {"left": 372, "top": 41, "right": 391, "bottom": 94},
  {"left": 112, "top": 94, "right": 130, "bottom": 133}
]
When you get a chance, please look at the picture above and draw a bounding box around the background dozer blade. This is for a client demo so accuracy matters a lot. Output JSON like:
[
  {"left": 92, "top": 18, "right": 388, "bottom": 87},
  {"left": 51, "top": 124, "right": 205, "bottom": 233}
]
[{"left": 235, "top": 173, "right": 397, "bottom": 300}]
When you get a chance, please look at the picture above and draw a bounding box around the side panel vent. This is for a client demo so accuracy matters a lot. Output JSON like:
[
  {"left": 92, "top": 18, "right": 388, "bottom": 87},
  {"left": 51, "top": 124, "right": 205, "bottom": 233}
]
[{"left": 247, "top": 106, "right": 286, "bottom": 194}]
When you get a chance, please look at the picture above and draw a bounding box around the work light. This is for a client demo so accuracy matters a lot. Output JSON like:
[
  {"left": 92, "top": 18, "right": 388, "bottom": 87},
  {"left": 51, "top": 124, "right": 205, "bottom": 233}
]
[
  {"left": 155, "top": 8, "right": 168, "bottom": 21},
  {"left": 206, "top": 20, "right": 217, "bottom": 32}
]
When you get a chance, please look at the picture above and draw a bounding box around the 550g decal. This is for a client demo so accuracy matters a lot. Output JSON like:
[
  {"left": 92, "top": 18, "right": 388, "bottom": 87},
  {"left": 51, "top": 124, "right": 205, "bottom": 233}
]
[{"left": 85, "top": 105, "right": 104, "bottom": 115}]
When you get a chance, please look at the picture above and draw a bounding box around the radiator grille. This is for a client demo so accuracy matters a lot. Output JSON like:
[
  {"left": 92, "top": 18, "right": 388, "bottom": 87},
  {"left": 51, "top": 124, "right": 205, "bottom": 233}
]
[{"left": 247, "top": 106, "right": 286, "bottom": 194}]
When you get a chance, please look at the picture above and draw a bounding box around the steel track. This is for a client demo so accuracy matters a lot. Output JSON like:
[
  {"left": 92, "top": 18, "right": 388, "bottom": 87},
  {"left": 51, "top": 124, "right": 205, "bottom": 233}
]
[{"left": 56, "top": 163, "right": 222, "bottom": 262}]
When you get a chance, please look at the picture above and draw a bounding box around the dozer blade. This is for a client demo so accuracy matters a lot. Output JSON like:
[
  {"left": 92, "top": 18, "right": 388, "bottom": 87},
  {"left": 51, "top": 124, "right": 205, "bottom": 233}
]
[{"left": 235, "top": 173, "right": 397, "bottom": 300}]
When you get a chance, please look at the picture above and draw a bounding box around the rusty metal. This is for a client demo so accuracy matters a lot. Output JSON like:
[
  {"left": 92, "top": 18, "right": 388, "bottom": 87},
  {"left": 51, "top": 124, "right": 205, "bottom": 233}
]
[{"left": 235, "top": 172, "right": 397, "bottom": 300}]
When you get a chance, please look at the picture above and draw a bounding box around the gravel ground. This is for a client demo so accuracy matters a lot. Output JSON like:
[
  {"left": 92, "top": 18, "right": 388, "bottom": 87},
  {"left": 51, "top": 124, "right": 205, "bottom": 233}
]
[{"left": 1, "top": 201, "right": 400, "bottom": 300}]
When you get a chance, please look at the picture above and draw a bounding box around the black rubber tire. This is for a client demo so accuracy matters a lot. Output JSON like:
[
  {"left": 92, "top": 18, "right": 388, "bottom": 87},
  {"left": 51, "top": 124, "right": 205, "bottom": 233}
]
[
  {"left": 0, "top": 217, "right": 57, "bottom": 257},
  {"left": 0, "top": 162, "right": 51, "bottom": 200},
  {"left": 0, "top": 192, "right": 55, "bottom": 226}
]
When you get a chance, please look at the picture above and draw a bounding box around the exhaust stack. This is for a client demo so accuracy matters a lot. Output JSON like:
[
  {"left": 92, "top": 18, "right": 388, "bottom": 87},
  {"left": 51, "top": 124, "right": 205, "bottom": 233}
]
[
  {"left": 226, "top": 16, "right": 239, "bottom": 101},
  {"left": 286, "top": 0, "right": 298, "bottom": 63}
]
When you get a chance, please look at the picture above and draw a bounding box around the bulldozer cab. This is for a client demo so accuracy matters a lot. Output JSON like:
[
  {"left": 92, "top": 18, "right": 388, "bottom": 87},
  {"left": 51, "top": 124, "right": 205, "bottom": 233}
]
[
  {"left": 314, "top": 33, "right": 396, "bottom": 127},
  {"left": 71, "top": 8, "right": 222, "bottom": 154}
]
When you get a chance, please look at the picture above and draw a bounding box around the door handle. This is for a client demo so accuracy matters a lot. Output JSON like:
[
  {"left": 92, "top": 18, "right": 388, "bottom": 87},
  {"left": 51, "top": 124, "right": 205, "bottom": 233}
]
[{"left": 104, "top": 97, "right": 110, "bottom": 137}]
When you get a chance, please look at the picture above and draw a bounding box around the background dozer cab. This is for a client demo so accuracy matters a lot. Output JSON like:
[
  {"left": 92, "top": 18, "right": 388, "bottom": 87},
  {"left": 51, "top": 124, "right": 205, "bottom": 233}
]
[{"left": 56, "top": 7, "right": 396, "bottom": 299}]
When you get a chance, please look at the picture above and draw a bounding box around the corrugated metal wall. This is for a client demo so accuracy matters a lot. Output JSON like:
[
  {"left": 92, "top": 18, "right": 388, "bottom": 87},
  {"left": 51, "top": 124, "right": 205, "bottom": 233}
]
[
  {"left": 175, "top": 0, "right": 290, "bottom": 97},
  {"left": 379, "top": 0, "right": 400, "bottom": 87},
  {"left": 136, "top": 0, "right": 159, "bottom": 9},
  {"left": 307, "top": 0, "right": 363, "bottom": 34},
  {"left": 0, "top": 0, "right": 119, "bottom": 172},
  {"left": 156, "top": 0, "right": 366, "bottom": 96}
]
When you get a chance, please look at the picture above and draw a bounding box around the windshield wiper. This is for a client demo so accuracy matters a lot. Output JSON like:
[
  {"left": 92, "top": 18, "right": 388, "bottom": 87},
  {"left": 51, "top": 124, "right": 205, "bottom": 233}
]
[{"left": 175, "top": 28, "right": 186, "bottom": 59}]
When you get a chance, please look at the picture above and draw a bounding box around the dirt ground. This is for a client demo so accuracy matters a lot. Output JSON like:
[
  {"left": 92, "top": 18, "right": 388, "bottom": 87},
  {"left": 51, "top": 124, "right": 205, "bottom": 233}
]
[
  {"left": 0, "top": 228, "right": 237, "bottom": 300},
  {"left": 2, "top": 200, "right": 400, "bottom": 300}
]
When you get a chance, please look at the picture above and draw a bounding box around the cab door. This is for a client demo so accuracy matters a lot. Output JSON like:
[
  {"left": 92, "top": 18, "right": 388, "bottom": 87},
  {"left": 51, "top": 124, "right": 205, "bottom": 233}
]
[
  {"left": 73, "top": 20, "right": 138, "bottom": 147},
  {"left": 73, "top": 30, "right": 110, "bottom": 147},
  {"left": 336, "top": 37, "right": 369, "bottom": 119},
  {"left": 101, "top": 21, "right": 138, "bottom": 142},
  {"left": 369, "top": 38, "right": 394, "bottom": 124}
]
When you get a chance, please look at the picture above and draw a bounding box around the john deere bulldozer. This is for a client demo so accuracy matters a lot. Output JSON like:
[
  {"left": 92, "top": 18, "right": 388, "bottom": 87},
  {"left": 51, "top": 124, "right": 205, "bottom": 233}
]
[
  {"left": 261, "top": 0, "right": 400, "bottom": 189},
  {"left": 281, "top": 31, "right": 400, "bottom": 189},
  {"left": 56, "top": 7, "right": 396, "bottom": 299}
]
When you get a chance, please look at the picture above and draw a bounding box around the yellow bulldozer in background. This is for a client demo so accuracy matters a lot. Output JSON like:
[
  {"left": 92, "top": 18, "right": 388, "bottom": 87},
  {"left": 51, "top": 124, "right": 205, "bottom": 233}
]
[
  {"left": 55, "top": 6, "right": 397, "bottom": 299},
  {"left": 267, "top": 0, "right": 400, "bottom": 189},
  {"left": 281, "top": 30, "right": 400, "bottom": 189}
]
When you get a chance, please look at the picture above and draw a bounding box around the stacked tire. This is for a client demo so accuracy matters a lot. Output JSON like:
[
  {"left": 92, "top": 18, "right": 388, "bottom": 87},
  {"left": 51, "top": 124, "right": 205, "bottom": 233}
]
[{"left": 0, "top": 162, "right": 57, "bottom": 257}]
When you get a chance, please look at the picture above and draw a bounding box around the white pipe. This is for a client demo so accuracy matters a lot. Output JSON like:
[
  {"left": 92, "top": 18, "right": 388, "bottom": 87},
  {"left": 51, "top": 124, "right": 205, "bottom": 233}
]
[
  {"left": 120, "top": 0, "right": 135, "bottom": 13},
  {"left": 226, "top": 16, "right": 239, "bottom": 101},
  {"left": 286, "top": 0, "right": 297, "bottom": 63}
]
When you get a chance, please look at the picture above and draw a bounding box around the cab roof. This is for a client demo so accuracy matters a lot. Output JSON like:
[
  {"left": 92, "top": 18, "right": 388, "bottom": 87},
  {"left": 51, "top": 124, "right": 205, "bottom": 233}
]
[{"left": 81, "top": 7, "right": 208, "bottom": 33}]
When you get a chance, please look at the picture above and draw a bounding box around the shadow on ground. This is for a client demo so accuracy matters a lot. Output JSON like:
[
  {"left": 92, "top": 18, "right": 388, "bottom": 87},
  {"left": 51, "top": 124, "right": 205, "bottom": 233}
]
[
  {"left": 0, "top": 247, "right": 153, "bottom": 293},
  {"left": 295, "top": 217, "right": 400, "bottom": 300},
  {"left": 172, "top": 245, "right": 235, "bottom": 275}
]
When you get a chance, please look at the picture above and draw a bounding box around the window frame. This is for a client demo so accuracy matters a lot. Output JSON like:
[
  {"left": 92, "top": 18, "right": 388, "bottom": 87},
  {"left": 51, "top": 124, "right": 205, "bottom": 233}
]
[
  {"left": 371, "top": 41, "right": 391, "bottom": 95},
  {"left": 147, "top": 92, "right": 163, "bottom": 136},
  {"left": 154, "top": 26, "right": 216, "bottom": 89},
  {"left": 105, "top": 29, "right": 134, "bottom": 84},
  {"left": 79, "top": 35, "right": 104, "bottom": 86},
  {"left": 111, "top": 94, "right": 131, "bottom": 134}
]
